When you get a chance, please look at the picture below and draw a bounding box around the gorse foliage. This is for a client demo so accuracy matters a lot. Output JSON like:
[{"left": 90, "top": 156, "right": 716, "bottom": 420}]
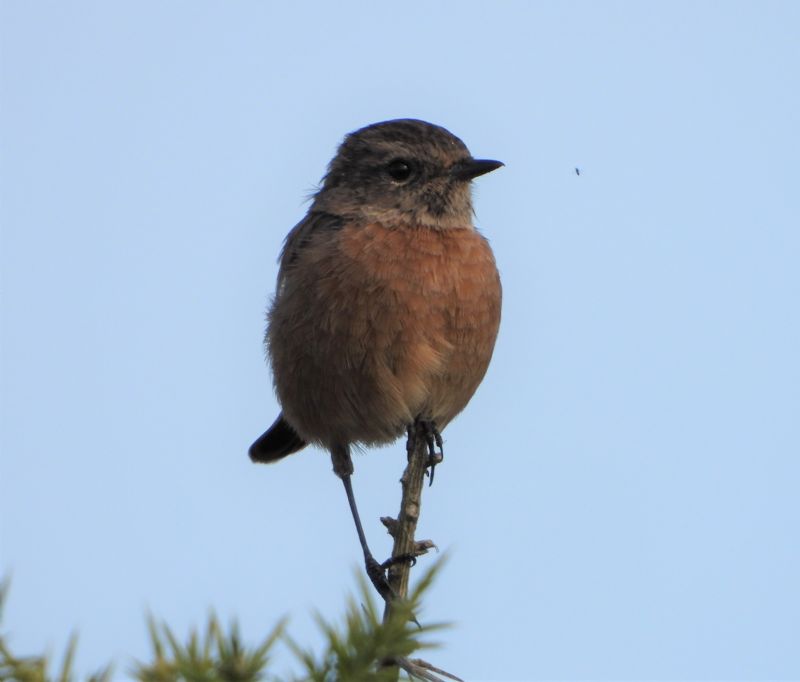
[
  {"left": 287, "top": 563, "right": 447, "bottom": 682},
  {"left": 0, "top": 562, "right": 450, "bottom": 682},
  {"left": 0, "top": 579, "right": 112, "bottom": 682},
  {"left": 132, "top": 613, "right": 285, "bottom": 682}
]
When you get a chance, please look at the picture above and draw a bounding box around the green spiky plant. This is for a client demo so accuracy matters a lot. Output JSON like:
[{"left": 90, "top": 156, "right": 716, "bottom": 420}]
[{"left": 0, "top": 562, "right": 453, "bottom": 682}]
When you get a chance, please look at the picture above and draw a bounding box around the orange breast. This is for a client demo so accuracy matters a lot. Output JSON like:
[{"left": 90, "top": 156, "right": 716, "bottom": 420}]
[
  {"left": 339, "top": 222, "right": 502, "bottom": 426},
  {"left": 269, "top": 221, "right": 501, "bottom": 448}
]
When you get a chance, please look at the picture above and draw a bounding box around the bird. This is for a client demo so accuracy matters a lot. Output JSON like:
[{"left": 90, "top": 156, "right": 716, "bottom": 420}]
[{"left": 249, "top": 119, "right": 503, "bottom": 601}]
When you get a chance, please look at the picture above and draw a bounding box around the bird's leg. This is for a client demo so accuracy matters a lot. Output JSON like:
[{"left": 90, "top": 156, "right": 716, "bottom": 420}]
[
  {"left": 407, "top": 417, "right": 444, "bottom": 486},
  {"left": 332, "top": 444, "right": 397, "bottom": 602}
]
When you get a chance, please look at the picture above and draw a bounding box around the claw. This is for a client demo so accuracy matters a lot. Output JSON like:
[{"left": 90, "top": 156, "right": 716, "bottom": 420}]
[
  {"left": 427, "top": 450, "right": 444, "bottom": 486},
  {"left": 367, "top": 555, "right": 421, "bottom": 627},
  {"left": 365, "top": 555, "right": 396, "bottom": 603},
  {"left": 407, "top": 418, "right": 444, "bottom": 486},
  {"left": 381, "top": 553, "right": 417, "bottom": 570}
]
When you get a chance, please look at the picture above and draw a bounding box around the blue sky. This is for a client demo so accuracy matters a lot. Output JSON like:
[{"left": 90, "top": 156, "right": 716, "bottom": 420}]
[{"left": 1, "top": 1, "right": 798, "bottom": 679}]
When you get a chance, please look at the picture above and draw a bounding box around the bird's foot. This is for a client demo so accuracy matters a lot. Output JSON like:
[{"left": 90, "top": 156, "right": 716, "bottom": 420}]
[
  {"left": 367, "top": 553, "right": 422, "bottom": 628},
  {"left": 364, "top": 553, "right": 416, "bottom": 603},
  {"left": 407, "top": 418, "right": 444, "bottom": 486},
  {"left": 365, "top": 554, "right": 395, "bottom": 603},
  {"left": 381, "top": 553, "right": 417, "bottom": 570}
]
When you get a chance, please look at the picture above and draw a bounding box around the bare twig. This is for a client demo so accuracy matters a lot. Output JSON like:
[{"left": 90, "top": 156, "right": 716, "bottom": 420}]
[
  {"left": 380, "top": 423, "right": 460, "bottom": 681},
  {"left": 383, "top": 422, "right": 433, "bottom": 619},
  {"left": 391, "top": 656, "right": 465, "bottom": 682},
  {"left": 378, "top": 423, "right": 463, "bottom": 682}
]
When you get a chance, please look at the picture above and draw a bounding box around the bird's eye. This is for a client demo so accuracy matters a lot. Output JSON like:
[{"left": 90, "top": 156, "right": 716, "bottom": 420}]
[{"left": 386, "top": 159, "right": 414, "bottom": 182}]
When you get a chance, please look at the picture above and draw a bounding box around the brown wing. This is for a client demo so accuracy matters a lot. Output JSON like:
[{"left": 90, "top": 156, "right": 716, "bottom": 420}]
[{"left": 277, "top": 211, "right": 343, "bottom": 284}]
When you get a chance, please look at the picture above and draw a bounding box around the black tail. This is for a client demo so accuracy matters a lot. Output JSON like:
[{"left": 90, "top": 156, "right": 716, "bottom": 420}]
[{"left": 249, "top": 414, "right": 308, "bottom": 463}]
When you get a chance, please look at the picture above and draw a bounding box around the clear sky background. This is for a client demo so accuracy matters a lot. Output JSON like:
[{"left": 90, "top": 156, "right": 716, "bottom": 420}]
[{"left": 2, "top": 2, "right": 799, "bottom": 680}]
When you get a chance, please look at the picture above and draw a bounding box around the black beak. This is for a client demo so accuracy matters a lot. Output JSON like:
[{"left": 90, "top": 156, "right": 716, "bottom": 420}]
[{"left": 451, "top": 158, "right": 504, "bottom": 181}]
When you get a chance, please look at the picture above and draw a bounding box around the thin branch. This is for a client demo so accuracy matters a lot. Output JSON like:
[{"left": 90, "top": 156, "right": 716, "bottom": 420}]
[
  {"left": 383, "top": 422, "right": 434, "bottom": 617},
  {"left": 392, "top": 656, "right": 465, "bottom": 682},
  {"left": 378, "top": 423, "right": 459, "bottom": 682}
]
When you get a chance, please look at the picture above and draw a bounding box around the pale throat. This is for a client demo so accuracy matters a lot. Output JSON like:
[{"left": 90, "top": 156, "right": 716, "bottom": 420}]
[
  {"left": 350, "top": 200, "right": 474, "bottom": 231},
  {"left": 313, "top": 189, "right": 475, "bottom": 230}
]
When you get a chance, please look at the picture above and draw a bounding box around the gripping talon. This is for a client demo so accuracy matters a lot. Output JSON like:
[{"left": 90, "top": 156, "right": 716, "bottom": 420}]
[
  {"left": 381, "top": 553, "right": 417, "bottom": 570},
  {"left": 407, "top": 417, "right": 444, "bottom": 486},
  {"left": 419, "top": 418, "right": 445, "bottom": 486},
  {"left": 427, "top": 451, "right": 443, "bottom": 486},
  {"left": 365, "top": 555, "right": 396, "bottom": 603}
]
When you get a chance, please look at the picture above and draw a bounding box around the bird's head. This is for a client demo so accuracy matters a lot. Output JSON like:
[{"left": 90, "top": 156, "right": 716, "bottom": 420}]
[{"left": 313, "top": 119, "right": 502, "bottom": 229}]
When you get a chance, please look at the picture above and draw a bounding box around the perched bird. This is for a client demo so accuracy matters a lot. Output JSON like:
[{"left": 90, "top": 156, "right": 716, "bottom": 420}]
[{"left": 249, "top": 119, "right": 502, "bottom": 599}]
